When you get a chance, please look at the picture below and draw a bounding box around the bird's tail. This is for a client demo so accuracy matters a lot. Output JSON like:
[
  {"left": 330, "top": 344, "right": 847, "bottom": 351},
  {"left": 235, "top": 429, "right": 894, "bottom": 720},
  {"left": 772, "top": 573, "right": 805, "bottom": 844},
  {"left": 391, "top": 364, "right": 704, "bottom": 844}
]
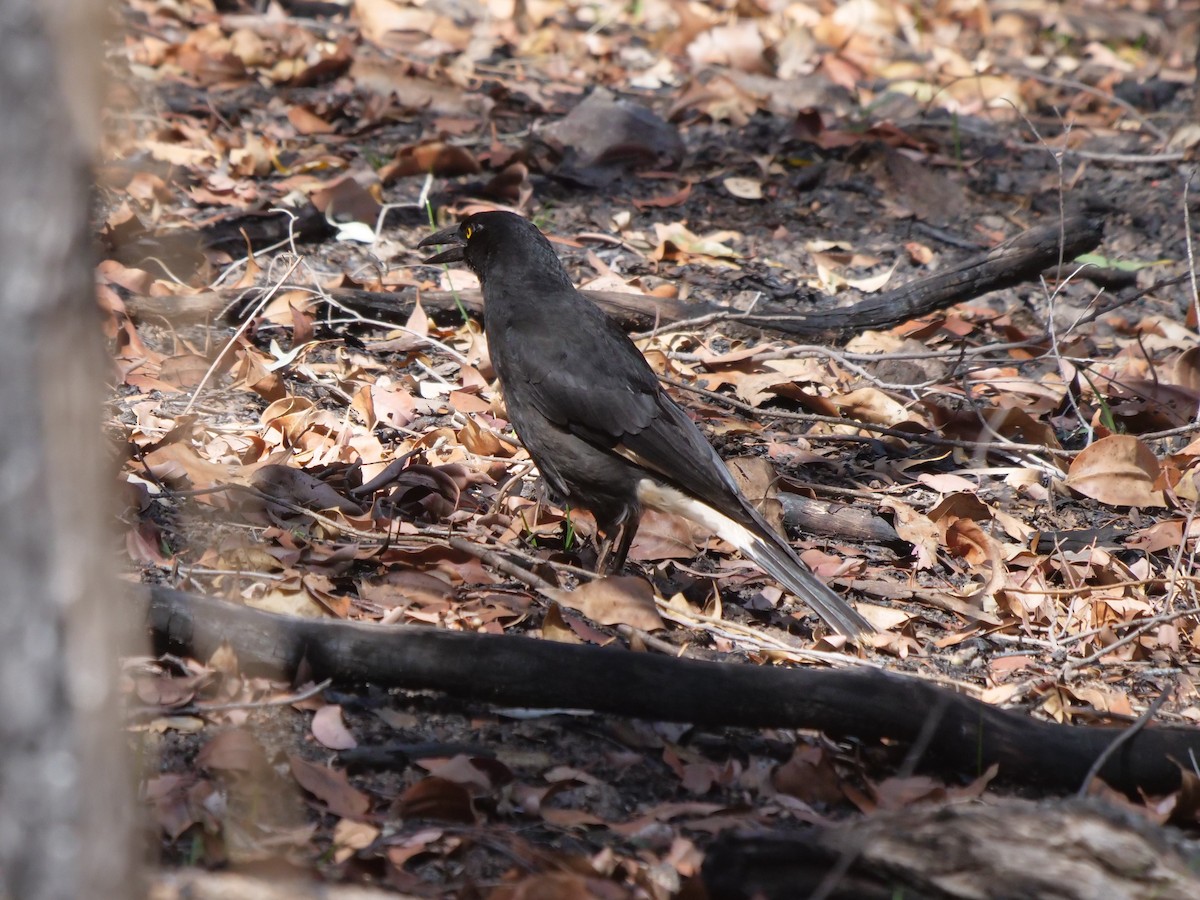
[
  {"left": 730, "top": 500, "right": 875, "bottom": 639},
  {"left": 635, "top": 479, "right": 875, "bottom": 639}
]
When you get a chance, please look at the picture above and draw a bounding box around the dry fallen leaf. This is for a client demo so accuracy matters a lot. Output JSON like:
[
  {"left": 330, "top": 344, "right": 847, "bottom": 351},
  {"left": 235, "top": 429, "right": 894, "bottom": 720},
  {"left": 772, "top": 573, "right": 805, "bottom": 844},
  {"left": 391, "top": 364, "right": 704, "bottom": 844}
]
[
  {"left": 548, "top": 575, "right": 665, "bottom": 631},
  {"left": 1066, "top": 434, "right": 1166, "bottom": 508},
  {"left": 331, "top": 818, "right": 379, "bottom": 864},
  {"left": 396, "top": 777, "right": 476, "bottom": 824},
  {"left": 651, "top": 222, "right": 741, "bottom": 264},
  {"left": 722, "top": 176, "right": 763, "bottom": 200},
  {"left": 311, "top": 705, "right": 357, "bottom": 751},
  {"left": 197, "top": 729, "right": 267, "bottom": 773},
  {"left": 289, "top": 754, "right": 370, "bottom": 819}
]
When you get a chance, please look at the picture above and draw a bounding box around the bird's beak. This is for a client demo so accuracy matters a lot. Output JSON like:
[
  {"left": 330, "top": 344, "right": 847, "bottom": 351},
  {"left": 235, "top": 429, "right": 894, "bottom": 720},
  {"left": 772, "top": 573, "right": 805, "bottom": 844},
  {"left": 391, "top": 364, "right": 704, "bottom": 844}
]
[{"left": 418, "top": 226, "right": 466, "bottom": 264}]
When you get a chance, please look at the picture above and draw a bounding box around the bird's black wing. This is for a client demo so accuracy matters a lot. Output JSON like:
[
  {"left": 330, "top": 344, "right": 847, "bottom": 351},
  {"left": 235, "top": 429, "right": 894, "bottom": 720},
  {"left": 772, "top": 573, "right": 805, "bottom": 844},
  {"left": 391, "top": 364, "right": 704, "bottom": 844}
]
[{"left": 486, "top": 279, "right": 741, "bottom": 509}]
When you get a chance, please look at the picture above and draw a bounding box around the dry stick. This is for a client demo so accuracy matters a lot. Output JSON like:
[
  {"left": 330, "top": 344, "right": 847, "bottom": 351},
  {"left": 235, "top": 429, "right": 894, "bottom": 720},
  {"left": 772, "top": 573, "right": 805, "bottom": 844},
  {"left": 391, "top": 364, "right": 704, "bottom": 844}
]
[
  {"left": 1137, "top": 420, "right": 1200, "bottom": 443},
  {"left": 1018, "top": 110, "right": 1098, "bottom": 455},
  {"left": 445, "top": 534, "right": 553, "bottom": 592},
  {"left": 1009, "top": 144, "right": 1185, "bottom": 165},
  {"left": 1163, "top": 496, "right": 1200, "bottom": 618},
  {"left": 446, "top": 533, "right": 776, "bottom": 660},
  {"left": 676, "top": 366, "right": 1200, "bottom": 451},
  {"left": 1077, "top": 688, "right": 1172, "bottom": 798},
  {"left": 302, "top": 290, "right": 475, "bottom": 366},
  {"left": 653, "top": 603, "right": 889, "bottom": 672},
  {"left": 667, "top": 338, "right": 1042, "bottom": 365},
  {"left": 1076, "top": 272, "right": 1192, "bottom": 327},
  {"left": 661, "top": 375, "right": 1075, "bottom": 459},
  {"left": 808, "top": 830, "right": 866, "bottom": 900},
  {"left": 187, "top": 483, "right": 1200, "bottom": 665},
  {"left": 441, "top": 536, "right": 689, "bottom": 657},
  {"left": 182, "top": 256, "right": 302, "bottom": 416},
  {"left": 128, "top": 678, "right": 332, "bottom": 721},
  {"left": 1008, "top": 67, "right": 1169, "bottom": 143},
  {"left": 448, "top": 528, "right": 878, "bottom": 666},
  {"left": 1059, "top": 603, "right": 1200, "bottom": 648},
  {"left": 1185, "top": 171, "right": 1200, "bottom": 420},
  {"left": 1063, "top": 605, "right": 1200, "bottom": 676},
  {"left": 956, "top": 365, "right": 1061, "bottom": 475}
]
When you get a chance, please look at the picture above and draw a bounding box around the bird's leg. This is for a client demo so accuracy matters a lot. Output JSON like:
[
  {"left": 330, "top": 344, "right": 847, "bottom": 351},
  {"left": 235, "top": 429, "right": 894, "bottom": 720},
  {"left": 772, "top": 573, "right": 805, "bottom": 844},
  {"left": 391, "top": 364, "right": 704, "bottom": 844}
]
[{"left": 595, "top": 519, "right": 638, "bottom": 574}]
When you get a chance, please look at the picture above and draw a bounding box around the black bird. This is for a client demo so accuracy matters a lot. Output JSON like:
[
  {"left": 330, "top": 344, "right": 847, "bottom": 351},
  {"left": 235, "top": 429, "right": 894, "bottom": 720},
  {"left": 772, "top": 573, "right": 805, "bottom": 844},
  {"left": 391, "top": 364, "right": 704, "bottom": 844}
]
[{"left": 419, "top": 211, "right": 874, "bottom": 639}]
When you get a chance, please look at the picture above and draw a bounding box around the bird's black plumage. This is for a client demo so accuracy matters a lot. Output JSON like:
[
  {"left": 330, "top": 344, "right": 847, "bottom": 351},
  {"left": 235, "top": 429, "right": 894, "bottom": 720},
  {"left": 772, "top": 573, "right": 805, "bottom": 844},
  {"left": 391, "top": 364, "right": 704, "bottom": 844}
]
[{"left": 419, "top": 211, "right": 874, "bottom": 638}]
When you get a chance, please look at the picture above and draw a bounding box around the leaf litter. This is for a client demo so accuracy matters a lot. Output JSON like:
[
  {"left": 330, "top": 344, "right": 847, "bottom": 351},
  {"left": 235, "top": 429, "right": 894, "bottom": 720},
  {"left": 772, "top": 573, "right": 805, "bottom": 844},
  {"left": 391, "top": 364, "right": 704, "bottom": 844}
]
[{"left": 101, "top": 0, "right": 1200, "bottom": 892}]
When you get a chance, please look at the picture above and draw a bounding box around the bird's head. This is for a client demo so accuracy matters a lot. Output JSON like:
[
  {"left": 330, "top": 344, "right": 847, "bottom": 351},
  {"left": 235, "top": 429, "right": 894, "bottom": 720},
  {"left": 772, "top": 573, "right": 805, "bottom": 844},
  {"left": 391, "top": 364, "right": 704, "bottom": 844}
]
[{"left": 418, "top": 211, "right": 554, "bottom": 280}]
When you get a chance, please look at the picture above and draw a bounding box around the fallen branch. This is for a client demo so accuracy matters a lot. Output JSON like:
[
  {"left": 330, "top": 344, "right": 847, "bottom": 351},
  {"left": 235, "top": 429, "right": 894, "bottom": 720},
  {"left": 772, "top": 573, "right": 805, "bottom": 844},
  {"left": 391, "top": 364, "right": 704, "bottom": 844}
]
[
  {"left": 123, "top": 216, "right": 1104, "bottom": 341},
  {"left": 142, "top": 584, "right": 1200, "bottom": 797}
]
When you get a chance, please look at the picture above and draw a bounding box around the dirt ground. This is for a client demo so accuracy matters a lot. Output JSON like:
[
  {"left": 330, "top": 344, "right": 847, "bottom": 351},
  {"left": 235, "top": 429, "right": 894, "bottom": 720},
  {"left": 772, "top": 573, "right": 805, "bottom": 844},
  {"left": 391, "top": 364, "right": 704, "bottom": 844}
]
[{"left": 102, "top": 0, "right": 1200, "bottom": 896}]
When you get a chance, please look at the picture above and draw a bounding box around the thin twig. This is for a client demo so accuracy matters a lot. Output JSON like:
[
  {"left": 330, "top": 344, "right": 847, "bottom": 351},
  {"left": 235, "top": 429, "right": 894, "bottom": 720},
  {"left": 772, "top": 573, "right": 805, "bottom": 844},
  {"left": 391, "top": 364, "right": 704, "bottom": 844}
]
[
  {"left": 1063, "top": 605, "right": 1200, "bottom": 675},
  {"left": 1008, "top": 67, "right": 1168, "bottom": 143},
  {"left": 128, "top": 678, "right": 333, "bottom": 721},
  {"left": 183, "top": 257, "right": 303, "bottom": 415},
  {"left": 1076, "top": 687, "right": 1172, "bottom": 797},
  {"left": 661, "top": 375, "right": 1076, "bottom": 460}
]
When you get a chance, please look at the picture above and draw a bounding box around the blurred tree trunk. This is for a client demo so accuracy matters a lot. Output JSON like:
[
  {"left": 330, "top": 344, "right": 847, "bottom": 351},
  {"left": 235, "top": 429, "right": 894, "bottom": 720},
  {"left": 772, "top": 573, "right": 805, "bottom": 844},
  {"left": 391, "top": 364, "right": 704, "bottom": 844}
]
[{"left": 0, "top": 0, "right": 139, "bottom": 897}]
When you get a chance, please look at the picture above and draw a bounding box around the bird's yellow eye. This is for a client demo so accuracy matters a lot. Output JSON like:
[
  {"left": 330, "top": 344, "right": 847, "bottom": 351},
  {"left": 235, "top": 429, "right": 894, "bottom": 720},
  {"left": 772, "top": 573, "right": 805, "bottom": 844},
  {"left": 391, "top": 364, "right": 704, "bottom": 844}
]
[{"left": 464, "top": 225, "right": 474, "bottom": 239}]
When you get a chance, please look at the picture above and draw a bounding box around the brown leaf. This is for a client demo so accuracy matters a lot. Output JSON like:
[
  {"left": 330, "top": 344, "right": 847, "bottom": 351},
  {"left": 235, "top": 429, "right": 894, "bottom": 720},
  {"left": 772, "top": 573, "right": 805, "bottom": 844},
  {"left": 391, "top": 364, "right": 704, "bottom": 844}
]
[
  {"left": 287, "top": 106, "right": 336, "bottom": 135},
  {"left": 541, "top": 603, "right": 586, "bottom": 644},
  {"left": 421, "top": 755, "right": 512, "bottom": 794},
  {"left": 311, "top": 705, "right": 357, "bottom": 751},
  {"left": 289, "top": 754, "right": 370, "bottom": 819},
  {"left": 354, "top": 0, "right": 436, "bottom": 49},
  {"left": 261, "top": 396, "right": 317, "bottom": 446},
  {"left": 145, "top": 775, "right": 202, "bottom": 840},
  {"left": 538, "top": 87, "right": 684, "bottom": 176},
  {"left": 198, "top": 730, "right": 267, "bottom": 773},
  {"left": 396, "top": 776, "right": 476, "bottom": 824},
  {"left": 309, "top": 175, "right": 381, "bottom": 226},
  {"left": 927, "top": 492, "right": 992, "bottom": 522},
  {"left": 1066, "top": 435, "right": 1166, "bottom": 508},
  {"left": 332, "top": 819, "right": 380, "bottom": 864},
  {"left": 549, "top": 576, "right": 665, "bottom": 631},
  {"left": 1174, "top": 346, "right": 1200, "bottom": 392},
  {"left": 879, "top": 498, "right": 939, "bottom": 569},
  {"left": 628, "top": 509, "right": 698, "bottom": 561},
  {"left": 772, "top": 745, "right": 846, "bottom": 806},
  {"left": 1165, "top": 766, "right": 1200, "bottom": 826},
  {"left": 232, "top": 344, "right": 285, "bottom": 403},
  {"left": 141, "top": 442, "right": 248, "bottom": 495},
  {"left": 482, "top": 162, "right": 531, "bottom": 204},
  {"left": 158, "top": 353, "right": 211, "bottom": 388},
  {"left": 253, "top": 464, "right": 365, "bottom": 515},
  {"left": 134, "top": 671, "right": 206, "bottom": 708},
  {"left": 381, "top": 141, "right": 480, "bottom": 182},
  {"left": 727, "top": 456, "right": 786, "bottom": 535},
  {"left": 631, "top": 182, "right": 693, "bottom": 210},
  {"left": 350, "top": 59, "right": 493, "bottom": 117},
  {"left": 495, "top": 873, "right": 631, "bottom": 900},
  {"left": 650, "top": 222, "right": 741, "bottom": 264},
  {"left": 941, "top": 516, "right": 991, "bottom": 566}
]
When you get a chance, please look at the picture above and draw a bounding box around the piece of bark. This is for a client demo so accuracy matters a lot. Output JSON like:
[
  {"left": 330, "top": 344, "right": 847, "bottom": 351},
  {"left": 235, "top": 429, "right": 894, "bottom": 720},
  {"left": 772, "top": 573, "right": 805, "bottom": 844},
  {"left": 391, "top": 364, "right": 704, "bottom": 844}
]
[
  {"left": 779, "top": 492, "right": 901, "bottom": 545},
  {"left": 702, "top": 798, "right": 1200, "bottom": 900},
  {"left": 142, "top": 585, "right": 1200, "bottom": 797}
]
